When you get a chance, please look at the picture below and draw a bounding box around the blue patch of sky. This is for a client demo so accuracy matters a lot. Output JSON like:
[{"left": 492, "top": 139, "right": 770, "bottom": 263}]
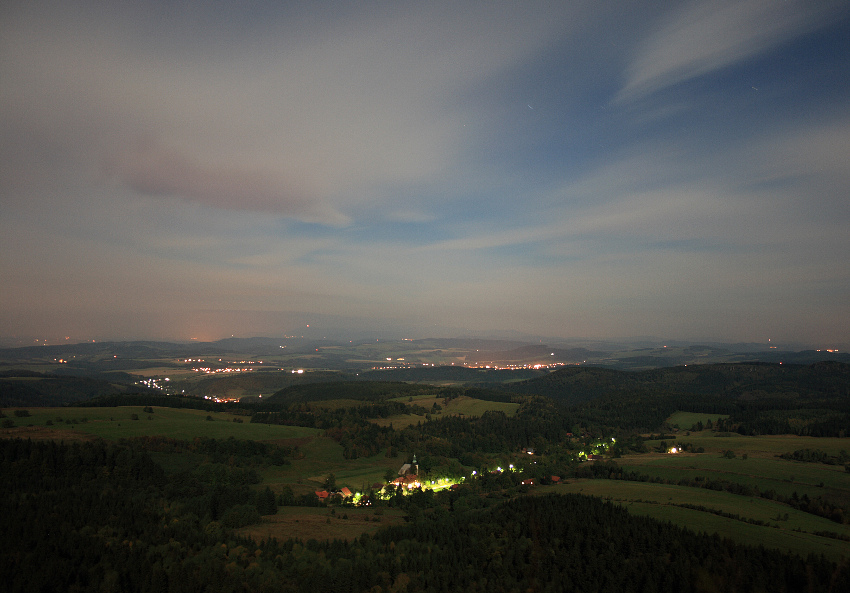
[
  {"left": 462, "top": 56, "right": 628, "bottom": 189},
  {"left": 624, "top": 21, "right": 850, "bottom": 138}
]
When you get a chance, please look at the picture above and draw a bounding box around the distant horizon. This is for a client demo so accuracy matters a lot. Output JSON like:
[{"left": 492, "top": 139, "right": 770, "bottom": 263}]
[{"left": 1, "top": 330, "right": 841, "bottom": 353}]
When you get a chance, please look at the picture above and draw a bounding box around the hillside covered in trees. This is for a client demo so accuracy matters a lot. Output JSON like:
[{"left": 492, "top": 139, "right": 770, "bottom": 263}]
[{"left": 2, "top": 438, "right": 847, "bottom": 593}]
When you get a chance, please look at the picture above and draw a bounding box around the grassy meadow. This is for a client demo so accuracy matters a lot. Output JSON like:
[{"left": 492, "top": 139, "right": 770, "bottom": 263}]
[
  {"left": 373, "top": 394, "right": 519, "bottom": 428},
  {"left": 1, "top": 406, "right": 319, "bottom": 441},
  {"left": 631, "top": 431, "right": 850, "bottom": 501},
  {"left": 2, "top": 405, "right": 405, "bottom": 502},
  {"left": 257, "top": 436, "right": 405, "bottom": 497},
  {"left": 234, "top": 506, "right": 407, "bottom": 543},
  {"left": 651, "top": 428, "right": 850, "bottom": 458},
  {"left": 545, "top": 479, "right": 850, "bottom": 563}
]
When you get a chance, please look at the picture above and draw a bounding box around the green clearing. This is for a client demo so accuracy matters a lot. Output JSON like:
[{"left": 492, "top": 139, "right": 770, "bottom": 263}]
[
  {"left": 6, "top": 405, "right": 400, "bottom": 498},
  {"left": 234, "top": 506, "right": 407, "bottom": 543},
  {"left": 666, "top": 411, "right": 730, "bottom": 430},
  {"left": 633, "top": 432, "right": 850, "bottom": 502},
  {"left": 3, "top": 406, "right": 319, "bottom": 442},
  {"left": 546, "top": 479, "right": 850, "bottom": 562},
  {"left": 619, "top": 453, "right": 849, "bottom": 503},
  {"left": 374, "top": 395, "right": 519, "bottom": 428},
  {"left": 646, "top": 431, "right": 850, "bottom": 458},
  {"left": 257, "top": 438, "right": 404, "bottom": 497}
]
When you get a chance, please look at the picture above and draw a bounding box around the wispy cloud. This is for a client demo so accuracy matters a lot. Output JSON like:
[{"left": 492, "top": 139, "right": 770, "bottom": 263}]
[{"left": 616, "top": 0, "right": 841, "bottom": 103}]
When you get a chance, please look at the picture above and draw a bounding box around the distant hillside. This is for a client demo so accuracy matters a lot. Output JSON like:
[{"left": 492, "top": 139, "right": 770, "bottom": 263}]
[
  {"left": 0, "top": 370, "right": 154, "bottom": 407},
  {"left": 507, "top": 361, "right": 850, "bottom": 435},
  {"left": 464, "top": 344, "right": 607, "bottom": 365},
  {"left": 0, "top": 340, "right": 209, "bottom": 360},
  {"left": 500, "top": 366, "right": 635, "bottom": 405},
  {"left": 265, "top": 381, "right": 437, "bottom": 405},
  {"left": 504, "top": 361, "right": 850, "bottom": 403},
  {"left": 361, "top": 366, "right": 544, "bottom": 383},
  {"left": 182, "top": 370, "right": 353, "bottom": 399}
]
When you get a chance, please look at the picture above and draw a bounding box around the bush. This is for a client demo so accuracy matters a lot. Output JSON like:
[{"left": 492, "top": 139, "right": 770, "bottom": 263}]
[{"left": 14, "top": 410, "right": 30, "bottom": 417}]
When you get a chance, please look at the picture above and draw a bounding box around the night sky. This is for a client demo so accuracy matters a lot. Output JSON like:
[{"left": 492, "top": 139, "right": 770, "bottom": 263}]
[{"left": 2, "top": 1, "right": 849, "bottom": 345}]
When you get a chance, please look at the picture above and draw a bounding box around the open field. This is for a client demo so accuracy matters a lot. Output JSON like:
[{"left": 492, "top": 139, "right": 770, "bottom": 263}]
[
  {"left": 624, "top": 449, "right": 849, "bottom": 483},
  {"left": 623, "top": 434, "right": 850, "bottom": 504},
  {"left": 234, "top": 506, "right": 407, "bottom": 543},
  {"left": 619, "top": 457, "right": 849, "bottom": 504},
  {"left": 645, "top": 431, "right": 850, "bottom": 458},
  {"left": 544, "top": 479, "right": 850, "bottom": 563},
  {"left": 125, "top": 366, "right": 196, "bottom": 378},
  {"left": 373, "top": 394, "right": 519, "bottom": 428},
  {"left": 256, "top": 437, "right": 405, "bottom": 497},
  {"left": 2, "top": 405, "right": 400, "bottom": 496},
  {"left": 1, "top": 406, "right": 320, "bottom": 441}
]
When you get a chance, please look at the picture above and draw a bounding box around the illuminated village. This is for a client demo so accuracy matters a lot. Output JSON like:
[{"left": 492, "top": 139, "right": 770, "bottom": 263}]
[{"left": 312, "top": 437, "right": 621, "bottom": 507}]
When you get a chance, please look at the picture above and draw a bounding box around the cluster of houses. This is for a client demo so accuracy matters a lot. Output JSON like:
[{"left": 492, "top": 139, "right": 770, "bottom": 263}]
[
  {"left": 315, "top": 448, "right": 591, "bottom": 501},
  {"left": 314, "top": 486, "right": 353, "bottom": 501}
]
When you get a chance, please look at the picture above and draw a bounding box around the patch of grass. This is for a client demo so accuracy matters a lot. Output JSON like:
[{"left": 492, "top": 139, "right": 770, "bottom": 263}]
[
  {"left": 370, "top": 413, "right": 425, "bottom": 429},
  {"left": 619, "top": 453, "right": 849, "bottom": 502},
  {"left": 546, "top": 479, "right": 850, "bottom": 562},
  {"left": 8, "top": 406, "right": 320, "bottom": 442},
  {"left": 645, "top": 432, "right": 850, "bottom": 458},
  {"left": 448, "top": 396, "right": 519, "bottom": 417},
  {"left": 234, "top": 506, "right": 406, "bottom": 543},
  {"left": 374, "top": 395, "right": 519, "bottom": 428},
  {"left": 257, "top": 441, "right": 403, "bottom": 497}
]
